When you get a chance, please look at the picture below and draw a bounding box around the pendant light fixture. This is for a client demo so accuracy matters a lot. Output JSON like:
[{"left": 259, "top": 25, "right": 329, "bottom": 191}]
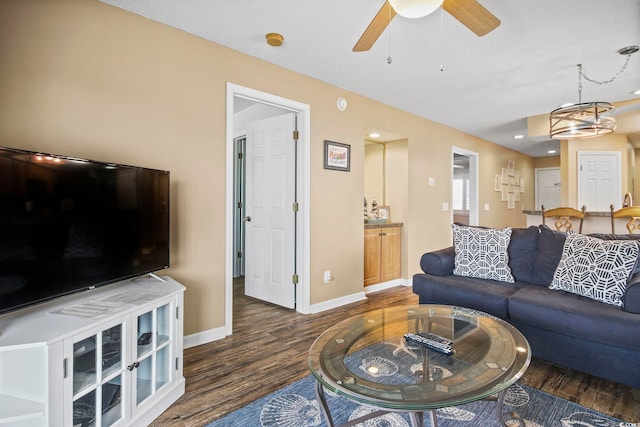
[
  {"left": 549, "top": 46, "right": 638, "bottom": 140},
  {"left": 388, "top": 0, "right": 444, "bottom": 18}
]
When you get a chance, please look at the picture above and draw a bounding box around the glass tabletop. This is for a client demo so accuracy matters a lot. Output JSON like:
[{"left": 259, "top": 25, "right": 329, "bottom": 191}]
[{"left": 308, "top": 305, "right": 531, "bottom": 411}]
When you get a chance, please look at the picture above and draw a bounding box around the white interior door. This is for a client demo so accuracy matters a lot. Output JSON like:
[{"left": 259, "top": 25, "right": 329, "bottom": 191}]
[
  {"left": 536, "top": 167, "right": 561, "bottom": 210},
  {"left": 244, "top": 113, "right": 296, "bottom": 308},
  {"left": 578, "top": 151, "right": 621, "bottom": 212}
]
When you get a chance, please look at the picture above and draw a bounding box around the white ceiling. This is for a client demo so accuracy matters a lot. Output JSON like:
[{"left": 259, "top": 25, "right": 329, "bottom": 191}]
[{"left": 101, "top": 0, "right": 640, "bottom": 157}]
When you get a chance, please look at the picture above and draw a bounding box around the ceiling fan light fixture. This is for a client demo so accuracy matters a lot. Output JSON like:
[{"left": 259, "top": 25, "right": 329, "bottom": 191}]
[{"left": 388, "top": 0, "right": 444, "bottom": 18}]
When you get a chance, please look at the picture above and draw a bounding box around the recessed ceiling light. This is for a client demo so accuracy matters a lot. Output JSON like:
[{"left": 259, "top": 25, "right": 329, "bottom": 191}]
[
  {"left": 633, "top": 89, "right": 640, "bottom": 95},
  {"left": 513, "top": 135, "right": 524, "bottom": 139},
  {"left": 548, "top": 150, "right": 557, "bottom": 154},
  {"left": 369, "top": 132, "right": 381, "bottom": 138},
  {"left": 559, "top": 102, "right": 574, "bottom": 108}
]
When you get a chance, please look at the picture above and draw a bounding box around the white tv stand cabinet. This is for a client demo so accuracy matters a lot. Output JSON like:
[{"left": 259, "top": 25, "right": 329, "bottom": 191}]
[{"left": 0, "top": 276, "right": 185, "bottom": 427}]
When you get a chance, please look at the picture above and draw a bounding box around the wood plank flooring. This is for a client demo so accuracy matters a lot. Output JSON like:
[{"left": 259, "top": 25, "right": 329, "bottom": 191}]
[{"left": 150, "top": 282, "right": 639, "bottom": 426}]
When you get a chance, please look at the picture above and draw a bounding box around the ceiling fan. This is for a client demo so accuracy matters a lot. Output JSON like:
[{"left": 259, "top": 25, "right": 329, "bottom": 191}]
[{"left": 353, "top": 0, "right": 500, "bottom": 52}]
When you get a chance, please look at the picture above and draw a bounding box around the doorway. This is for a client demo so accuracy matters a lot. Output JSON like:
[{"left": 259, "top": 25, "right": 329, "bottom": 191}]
[
  {"left": 226, "top": 83, "right": 311, "bottom": 335},
  {"left": 451, "top": 148, "right": 479, "bottom": 225}
]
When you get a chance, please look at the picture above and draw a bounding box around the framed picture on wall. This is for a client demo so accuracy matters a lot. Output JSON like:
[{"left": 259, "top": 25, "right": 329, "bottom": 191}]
[{"left": 324, "top": 140, "right": 350, "bottom": 171}]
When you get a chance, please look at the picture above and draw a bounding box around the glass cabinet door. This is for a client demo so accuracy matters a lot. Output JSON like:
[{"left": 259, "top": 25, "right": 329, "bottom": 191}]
[
  {"left": 72, "top": 323, "right": 124, "bottom": 427},
  {"left": 135, "top": 302, "right": 173, "bottom": 407}
]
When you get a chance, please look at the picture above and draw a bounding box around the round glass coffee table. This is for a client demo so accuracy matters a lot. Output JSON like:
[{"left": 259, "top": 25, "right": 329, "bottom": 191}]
[{"left": 308, "top": 305, "right": 531, "bottom": 427}]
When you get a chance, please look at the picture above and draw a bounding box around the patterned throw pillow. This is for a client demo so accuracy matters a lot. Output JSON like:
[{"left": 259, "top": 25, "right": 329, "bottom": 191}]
[
  {"left": 452, "top": 224, "right": 514, "bottom": 283},
  {"left": 549, "top": 234, "right": 640, "bottom": 307}
]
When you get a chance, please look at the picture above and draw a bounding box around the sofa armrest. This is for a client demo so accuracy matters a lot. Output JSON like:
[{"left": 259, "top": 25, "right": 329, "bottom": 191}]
[
  {"left": 419, "top": 246, "right": 455, "bottom": 276},
  {"left": 623, "top": 273, "right": 640, "bottom": 314}
]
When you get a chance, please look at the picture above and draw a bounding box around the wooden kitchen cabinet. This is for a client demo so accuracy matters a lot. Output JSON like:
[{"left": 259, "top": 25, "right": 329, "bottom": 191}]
[{"left": 364, "top": 224, "right": 402, "bottom": 286}]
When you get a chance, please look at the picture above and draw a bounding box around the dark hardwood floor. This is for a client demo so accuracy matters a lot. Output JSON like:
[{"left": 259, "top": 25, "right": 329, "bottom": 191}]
[{"left": 151, "top": 282, "right": 640, "bottom": 426}]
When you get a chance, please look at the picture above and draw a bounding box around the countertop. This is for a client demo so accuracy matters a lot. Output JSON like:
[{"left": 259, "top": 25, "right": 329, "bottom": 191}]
[
  {"left": 523, "top": 210, "right": 611, "bottom": 217},
  {"left": 364, "top": 221, "right": 403, "bottom": 229}
]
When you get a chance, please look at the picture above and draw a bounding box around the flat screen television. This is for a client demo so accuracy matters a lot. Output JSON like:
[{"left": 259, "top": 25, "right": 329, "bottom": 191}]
[{"left": 0, "top": 146, "right": 170, "bottom": 315}]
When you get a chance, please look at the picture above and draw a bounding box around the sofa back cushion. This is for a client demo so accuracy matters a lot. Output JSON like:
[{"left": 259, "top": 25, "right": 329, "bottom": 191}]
[
  {"left": 531, "top": 225, "right": 569, "bottom": 286},
  {"left": 452, "top": 223, "right": 514, "bottom": 283},
  {"left": 508, "top": 226, "right": 539, "bottom": 283},
  {"left": 549, "top": 233, "right": 640, "bottom": 307}
]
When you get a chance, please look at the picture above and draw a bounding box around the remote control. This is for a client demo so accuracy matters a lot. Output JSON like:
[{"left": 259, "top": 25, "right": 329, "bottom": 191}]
[
  {"left": 416, "top": 332, "right": 453, "bottom": 347},
  {"left": 404, "top": 332, "right": 454, "bottom": 355}
]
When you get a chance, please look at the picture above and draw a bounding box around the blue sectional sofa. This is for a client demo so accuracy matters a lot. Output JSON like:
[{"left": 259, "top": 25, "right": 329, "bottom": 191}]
[{"left": 412, "top": 224, "right": 640, "bottom": 390}]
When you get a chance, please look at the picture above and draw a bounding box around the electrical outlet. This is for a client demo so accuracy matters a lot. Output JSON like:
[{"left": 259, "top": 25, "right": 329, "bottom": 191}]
[
  {"left": 324, "top": 270, "right": 332, "bottom": 283},
  {"left": 484, "top": 203, "right": 490, "bottom": 211},
  {"left": 442, "top": 202, "right": 449, "bottom": 211}
]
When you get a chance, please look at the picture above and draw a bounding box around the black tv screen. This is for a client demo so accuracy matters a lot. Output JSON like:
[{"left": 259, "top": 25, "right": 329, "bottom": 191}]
[{"left": 0, "top": 147, "right": 170, "bottom": 315}]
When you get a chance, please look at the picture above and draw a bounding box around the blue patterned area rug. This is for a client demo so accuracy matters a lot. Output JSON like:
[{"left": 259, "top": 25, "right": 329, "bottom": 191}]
[{"left": 206, "top": 374, "right": 624, "bottom": 427}]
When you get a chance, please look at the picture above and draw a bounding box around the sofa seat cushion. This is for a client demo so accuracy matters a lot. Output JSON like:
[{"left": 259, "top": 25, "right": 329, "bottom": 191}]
[
  {"left": 413, "top": 273, "right": 524, "bottom": 319},
  {"left": 508, "top": 285, "right": 640, "bottom": 351}
]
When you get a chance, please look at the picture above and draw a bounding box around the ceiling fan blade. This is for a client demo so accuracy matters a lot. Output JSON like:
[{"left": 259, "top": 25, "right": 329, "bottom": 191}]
[
  {"left": 443, "top": 0, "right": 500, "bottom": 37},
  {"left": 353, "top": 1, "right": 397, "bottom": 52}
]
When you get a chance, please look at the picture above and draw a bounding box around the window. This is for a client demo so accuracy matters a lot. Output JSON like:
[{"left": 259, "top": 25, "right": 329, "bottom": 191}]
[{"left": 453, "top": 178, "right": 470, "bottom": 211}]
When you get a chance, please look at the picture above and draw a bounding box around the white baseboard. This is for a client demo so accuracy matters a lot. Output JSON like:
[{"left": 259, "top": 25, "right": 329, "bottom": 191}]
[
  {"left": 364, "top": 278, "right": 410, "bottom": 294},
  {"left": 308, "top": 291, "right": 367, "bottom": 314},
  {"left": 184, "top": 325, "right": 227, "bottom": 349}
]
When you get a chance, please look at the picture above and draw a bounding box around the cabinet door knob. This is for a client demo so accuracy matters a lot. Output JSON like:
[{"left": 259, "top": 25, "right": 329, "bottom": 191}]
[
  {"left": 127, "top": 361, "right": 140, "bottom": 371},
  {"left": 243, "top": 216, "right": 252, "bottom": 222}
]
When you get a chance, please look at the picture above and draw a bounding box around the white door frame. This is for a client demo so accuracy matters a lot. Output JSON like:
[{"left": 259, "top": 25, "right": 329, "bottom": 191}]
[
  {"left": 451, "top": 147, "right": 479, "bottom": 225},
  {"left": 225, "top": 83, "right": 311, "bottom": 335}
]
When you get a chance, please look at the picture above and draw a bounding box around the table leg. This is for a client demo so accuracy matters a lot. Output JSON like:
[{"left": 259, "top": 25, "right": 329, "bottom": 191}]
[
  {"left": 409, "top": 410, "right": 437, "bottom": 427},
  {"left": 495, "top": 389, "right": 524, "bottom": 427},
  {"left": 315, "top": 380, "right": 335, "bottom": 427}
]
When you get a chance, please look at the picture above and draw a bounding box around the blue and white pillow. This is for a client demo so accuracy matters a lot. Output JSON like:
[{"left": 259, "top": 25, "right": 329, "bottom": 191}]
[
  {"left": 550, "top": 233, "right": 640, "bottom": 306},
  {"left": 452, "top": 224, "right": 514, "bottom": 283}
]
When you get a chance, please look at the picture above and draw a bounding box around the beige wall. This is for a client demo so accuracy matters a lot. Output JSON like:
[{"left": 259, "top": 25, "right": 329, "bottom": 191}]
[
  {"left": 0, "top": 0, "right": 534, "bottom": 337},
  {"left": 364, "top": 143, "right": 384, "bottom": 207},
  {"left": 533, "top": 156, "right": 560, "bottom": 169}
]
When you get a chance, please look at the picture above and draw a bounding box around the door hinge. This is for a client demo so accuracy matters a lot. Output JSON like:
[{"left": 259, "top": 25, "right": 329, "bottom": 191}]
[
  {"left": 175, "top": 357, "right": 179, "bottom": 371},
  {"left": 292, "top": 202, "right": 299, "bottom": 212},
  {"left": 292, "top": 274, "right": 299, "bottom": 284},
  {"left": 176, "top": 306, "right": 179, "bottom": 320},
  {"left": 237, "top": 251, "right": 243, "bottom": 258},
  {"left": 293, "top": 130, "right": 299, "bottom": 140},
  {"left": 237, "top": 202, "right": 243, "bottom": 209},
  {"left": 238, "top": 152, "right": 243, "bottom": 159},
  {"left": 63, "top": 358, "right": 67, "bottom": 379}
]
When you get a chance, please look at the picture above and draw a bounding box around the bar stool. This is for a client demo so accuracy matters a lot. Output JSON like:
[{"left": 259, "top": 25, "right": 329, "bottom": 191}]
[{"left": 541, "top": 205, "right": 586, "bottom": 233}]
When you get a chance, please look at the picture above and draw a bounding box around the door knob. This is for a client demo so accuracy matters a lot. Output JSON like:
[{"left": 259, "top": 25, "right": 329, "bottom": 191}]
[{"left": 243, "top": 216, "right": 252, "bottom": 222}]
